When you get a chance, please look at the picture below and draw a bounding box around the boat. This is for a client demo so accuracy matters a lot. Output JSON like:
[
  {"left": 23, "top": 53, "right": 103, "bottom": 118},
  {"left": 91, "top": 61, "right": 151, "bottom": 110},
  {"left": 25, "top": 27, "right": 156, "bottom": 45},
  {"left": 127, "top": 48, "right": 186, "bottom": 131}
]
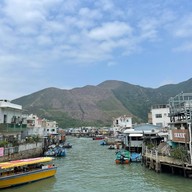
[
  {"left": 55, "top": 147, "right": 66, "bottom": 157},
  {"left": 108, "top": 145, "right": 115, "bottom": 150},
  {"left": 63, "top": 142, "right": 72, "bottom": 148},
  {"left": 0, "top": 157, "right": 57, "bottom": 189},
  {"left": 115, "top": 150, "right": 131, "bottom": 164},
  {"left": 99, "top": 140, "right": 106, "bottom": 145},
  {"left": 44, "top": 145, "right": 66, "bottom": 157},
  {"left": 130, "top": 152, "right": 142, "bottom": 162},
  {"left": 92, "top": 135, "right": 105, "bottom": 140},
  {"left": 44, "top": 148, "right": 56, "bottom": 157}
]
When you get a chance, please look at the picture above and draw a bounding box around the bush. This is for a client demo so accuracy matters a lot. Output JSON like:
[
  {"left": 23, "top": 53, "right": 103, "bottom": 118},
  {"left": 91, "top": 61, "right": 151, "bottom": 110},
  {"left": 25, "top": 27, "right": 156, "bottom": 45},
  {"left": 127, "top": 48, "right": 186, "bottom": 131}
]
[
  {"left": 146, "top": 143, "right": 155, "bottom": 149},
  {"left": 170, "top": 146, "right": 188, "bottom": 162},
  {"left": 25, "top": 135, "right": 40, "bottom": 143},
  {"left": 0, "top": 141, "right": 9, "bottom": 147}
]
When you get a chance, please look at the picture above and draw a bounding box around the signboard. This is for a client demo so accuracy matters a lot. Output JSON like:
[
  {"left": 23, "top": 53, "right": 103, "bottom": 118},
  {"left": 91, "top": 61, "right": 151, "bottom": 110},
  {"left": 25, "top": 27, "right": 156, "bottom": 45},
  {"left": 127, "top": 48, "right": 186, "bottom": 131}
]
[
  {"left": 172, "top": 129, "right": 189, "bottom": 143},
  {"left": 0, "top": 147, "right": 4, "bottom": 157}
]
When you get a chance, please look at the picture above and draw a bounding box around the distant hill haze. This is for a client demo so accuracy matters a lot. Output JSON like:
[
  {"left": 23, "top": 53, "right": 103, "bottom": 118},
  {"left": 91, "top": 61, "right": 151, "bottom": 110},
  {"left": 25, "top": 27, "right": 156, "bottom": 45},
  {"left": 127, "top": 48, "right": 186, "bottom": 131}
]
[{"left": 12, "top": 78, "right": 192, "bottom": 128}]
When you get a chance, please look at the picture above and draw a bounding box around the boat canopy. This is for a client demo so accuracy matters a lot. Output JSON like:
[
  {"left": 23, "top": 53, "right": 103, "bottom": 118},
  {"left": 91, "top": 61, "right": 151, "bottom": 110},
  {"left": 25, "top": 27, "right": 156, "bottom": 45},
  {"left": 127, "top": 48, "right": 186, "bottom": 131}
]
[{"left": 0, "top": 157, "right": 53, "bottom": 170}]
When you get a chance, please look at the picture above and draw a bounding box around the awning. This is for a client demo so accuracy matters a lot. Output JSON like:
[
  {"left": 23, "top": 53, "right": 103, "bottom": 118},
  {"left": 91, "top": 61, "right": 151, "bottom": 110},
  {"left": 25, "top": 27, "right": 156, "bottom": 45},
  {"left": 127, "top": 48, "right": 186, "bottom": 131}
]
[
  {"left": 0, "top": 157, "right": 53, "bottom": 169},
  {"left": 129, "top": 134, "right": 143, "bottom": 137}
]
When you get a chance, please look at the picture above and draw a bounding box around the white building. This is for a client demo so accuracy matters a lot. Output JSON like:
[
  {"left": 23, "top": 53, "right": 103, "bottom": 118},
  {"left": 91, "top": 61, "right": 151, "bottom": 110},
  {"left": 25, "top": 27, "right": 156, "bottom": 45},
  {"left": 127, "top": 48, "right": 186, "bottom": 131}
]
[
  {"left": 0, "top": 99, "right": 22, "bottom": 124},
  {"left": 45, "top": 122, "right": 58, "bottom": 135},
  {"left": 113, "top": 115, "right": 132, "bottom": 135},
  {"left": 149, "top": 104, "right": 170, "bottom": 127},
  {"left": 26, "top": 114, "right": 59, "bottom": 136},
  {"left": 26, "top": 114, "right": 42, "bottom": 128},
  {"left": 113, "top": 115, "right": 132, "bottom": 128}
]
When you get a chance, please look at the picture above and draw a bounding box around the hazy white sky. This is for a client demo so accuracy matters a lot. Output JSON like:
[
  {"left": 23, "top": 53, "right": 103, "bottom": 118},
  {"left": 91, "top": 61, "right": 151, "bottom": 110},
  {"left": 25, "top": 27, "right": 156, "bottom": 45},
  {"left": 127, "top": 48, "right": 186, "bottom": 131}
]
[{"left": 0, "top": 0, "right": 192, "bottom": 100}]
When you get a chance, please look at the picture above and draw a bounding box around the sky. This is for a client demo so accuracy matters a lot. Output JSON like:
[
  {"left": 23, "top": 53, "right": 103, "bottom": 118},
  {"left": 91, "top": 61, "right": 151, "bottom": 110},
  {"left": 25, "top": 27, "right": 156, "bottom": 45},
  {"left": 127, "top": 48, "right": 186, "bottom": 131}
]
[{"left": 0, "top": 0, "right": 192, "bottom": 100}]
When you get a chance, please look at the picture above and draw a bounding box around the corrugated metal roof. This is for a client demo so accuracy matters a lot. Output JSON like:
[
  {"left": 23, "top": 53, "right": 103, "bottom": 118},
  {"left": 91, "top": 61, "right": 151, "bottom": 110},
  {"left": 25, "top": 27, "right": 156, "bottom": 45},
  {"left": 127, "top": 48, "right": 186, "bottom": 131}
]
[
  {"left": 133, "top": 124, "right": 161, "bottom": 131},
  {"left": 129, "top": 133, "right": 143, "bottom": 137}
]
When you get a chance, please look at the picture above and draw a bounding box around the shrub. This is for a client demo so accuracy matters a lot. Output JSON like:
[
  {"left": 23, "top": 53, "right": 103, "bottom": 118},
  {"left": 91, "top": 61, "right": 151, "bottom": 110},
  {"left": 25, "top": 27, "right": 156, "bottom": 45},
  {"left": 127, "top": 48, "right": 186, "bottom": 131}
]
[
  {"left": 170, "top": 145, "right": 189, "bottom": 162},
  {"left": 0, "top": 141, "right": 9, "bottom": 147}
]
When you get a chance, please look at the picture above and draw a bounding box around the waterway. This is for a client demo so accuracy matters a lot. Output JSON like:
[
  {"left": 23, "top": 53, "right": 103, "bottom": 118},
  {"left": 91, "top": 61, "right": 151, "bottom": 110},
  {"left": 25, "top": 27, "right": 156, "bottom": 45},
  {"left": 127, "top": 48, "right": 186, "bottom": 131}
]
[{"left": 2, "top": 136, "right": 192, "bottom": 192}]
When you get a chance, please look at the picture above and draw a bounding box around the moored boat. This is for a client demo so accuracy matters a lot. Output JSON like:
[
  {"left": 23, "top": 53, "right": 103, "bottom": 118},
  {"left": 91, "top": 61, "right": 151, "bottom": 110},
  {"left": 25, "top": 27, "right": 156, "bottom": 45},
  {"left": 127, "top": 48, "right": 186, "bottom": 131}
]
[
  {"left": 0, "top": 157, "right": 57, "bottom": 189},
  {"left": 99, "top": 140, "right": 107, "bottom": 145},
  {"left": 92, "top": 135, "right": 105, "bottom": 140},
  {"left": 130, "top": 152, "right": 142, "bottom": 162},
  {"left": 63, "top": 142, "right": 72, "bottom": 148},
  {"left": 44, "top": 145, "right": 66, "bottom": 157},
  {"left": 115, "top": 150, "right": 131, "bottom": 164},
  {"left": 108, "top": 145, "right": 115, "bottom": 150}
]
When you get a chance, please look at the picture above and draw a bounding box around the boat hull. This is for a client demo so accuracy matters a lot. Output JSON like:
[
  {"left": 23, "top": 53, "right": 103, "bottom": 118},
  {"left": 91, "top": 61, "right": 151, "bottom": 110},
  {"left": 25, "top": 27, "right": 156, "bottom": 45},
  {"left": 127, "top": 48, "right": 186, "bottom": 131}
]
[
  {"left": 115, "top": 150, "right": 131, "bottom": 164},
  {"left": 93, "top": 137, "right": 104, "bottom": 140},
  {"left": 115, "top": 159, "right": 129, "bottom": 164},
  {"left": 0, "top": 167, "right": 57, "bottom": 189}
]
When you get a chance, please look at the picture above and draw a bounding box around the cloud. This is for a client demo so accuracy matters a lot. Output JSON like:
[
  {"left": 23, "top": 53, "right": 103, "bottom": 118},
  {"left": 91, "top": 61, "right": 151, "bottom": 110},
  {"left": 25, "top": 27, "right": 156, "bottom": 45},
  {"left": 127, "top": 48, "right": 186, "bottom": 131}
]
[
  {"left": 173, "top": 14, "right": 192, "bottom": 38},
  {"left": 173, "top": 42, "right": 192, "bottom": 52},
  {"left": 0, "top": 1, "right": 192, "bottom": 77},
  {"left": 137, "top": 18, "right": 159, "bottom": 41},
  {"left": 78, "top": 7, "right": 102, "bottom": 20},
  {"left": 0, "top": 0, "right": 192, "bottom": 100},
  {"left": 107, "top": 61, "right": 117, "bottom": 67},
  {"left": 95, "top": 0, "right": 115, "bottom": 11},
  {"left": 88, "top": 21, "right": 132, "bottom": 41},
  {"left": 3, "top": 0, "right": 45, "bottom": 25},
  {"left": 1, "top": 0, "right": 190, "bottom": 70},
  {"left": 1, "top": 0, "right": 188, "bottom": 69}
]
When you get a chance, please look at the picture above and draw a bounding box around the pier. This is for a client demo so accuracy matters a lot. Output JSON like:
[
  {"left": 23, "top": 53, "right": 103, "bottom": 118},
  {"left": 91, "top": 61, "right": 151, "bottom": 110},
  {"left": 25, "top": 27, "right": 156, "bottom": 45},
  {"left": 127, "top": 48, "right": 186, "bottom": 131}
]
[{"left": 142, "top": 149, "right": 192, "bottom": 177}]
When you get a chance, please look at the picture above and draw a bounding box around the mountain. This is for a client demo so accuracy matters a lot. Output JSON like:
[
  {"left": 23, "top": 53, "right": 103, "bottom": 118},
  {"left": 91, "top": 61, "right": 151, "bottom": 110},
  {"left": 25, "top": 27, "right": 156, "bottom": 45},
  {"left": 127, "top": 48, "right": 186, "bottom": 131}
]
[{"left": 12, "top": 78, "right": 192, "bottom": 128}]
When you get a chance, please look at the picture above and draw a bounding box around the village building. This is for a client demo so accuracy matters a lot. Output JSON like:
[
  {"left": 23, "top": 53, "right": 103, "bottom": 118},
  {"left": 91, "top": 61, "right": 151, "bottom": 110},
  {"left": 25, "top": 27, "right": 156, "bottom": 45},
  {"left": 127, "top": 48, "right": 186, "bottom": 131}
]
[
  {"left": 0, "top": 100, "right": 63, "bottom": 162},
  {"left": 25, "top": 114, "right": 59, "bottom": 137},
  {"left": 113, "top": 115, "right": 132, "bottom": 136},
  {"left": 0, "top": 99, "right": 27, "bottom": 130},
  {"left": 0, "top": 99, "right": 27, "bottom": 145},
  {"left": 123, "top": 124, "right": 163, "bottom": 153},
  {"left": 148, "top": 104, "right": 170, "bottom": 127},
  {"left": 168, "top": 92, "right": 192, "bottom": 164},
  {"left": 142, "top": 92, "right": 192, "bottom": 177}
]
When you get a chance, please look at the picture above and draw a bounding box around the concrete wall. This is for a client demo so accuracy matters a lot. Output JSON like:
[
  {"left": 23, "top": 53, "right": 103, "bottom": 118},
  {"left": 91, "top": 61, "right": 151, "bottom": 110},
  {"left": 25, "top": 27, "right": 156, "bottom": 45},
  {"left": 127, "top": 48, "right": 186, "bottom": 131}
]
[{"left": 0, "top": 142, "right": 44, "bottom": 162}]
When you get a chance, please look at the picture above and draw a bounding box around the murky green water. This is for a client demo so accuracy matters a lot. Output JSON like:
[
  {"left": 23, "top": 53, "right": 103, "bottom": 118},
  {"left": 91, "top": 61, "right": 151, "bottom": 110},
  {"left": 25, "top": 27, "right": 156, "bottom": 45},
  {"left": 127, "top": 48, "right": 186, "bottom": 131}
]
[{"left": 2, "top": 137, "right": 192, "bottom": 192}]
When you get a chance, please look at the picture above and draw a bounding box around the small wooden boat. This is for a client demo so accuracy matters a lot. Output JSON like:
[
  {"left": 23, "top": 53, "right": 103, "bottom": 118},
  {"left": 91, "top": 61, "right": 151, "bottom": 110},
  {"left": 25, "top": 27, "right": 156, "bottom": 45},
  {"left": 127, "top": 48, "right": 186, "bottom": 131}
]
[
  {"left": 0, "top": 157, "right": 57, "bottom": 189},
  {"left": 115, "top": 150, "right": 131, "bottom": 164}
]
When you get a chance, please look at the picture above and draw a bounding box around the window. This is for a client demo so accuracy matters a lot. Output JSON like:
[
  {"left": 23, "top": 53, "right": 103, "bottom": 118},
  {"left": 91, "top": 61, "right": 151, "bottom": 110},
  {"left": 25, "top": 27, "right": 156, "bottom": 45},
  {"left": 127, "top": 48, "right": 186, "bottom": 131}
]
[{"left": 155, "top": 114, "right": 162, "bottom": 118}]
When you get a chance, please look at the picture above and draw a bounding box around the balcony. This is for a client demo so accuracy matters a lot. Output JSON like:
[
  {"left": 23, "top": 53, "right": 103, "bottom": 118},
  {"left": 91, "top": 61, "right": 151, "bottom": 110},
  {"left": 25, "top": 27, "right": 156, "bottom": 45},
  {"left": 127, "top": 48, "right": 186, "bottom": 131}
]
[{"left": 0, "top": 123, "right": 27, "bottom": 133}]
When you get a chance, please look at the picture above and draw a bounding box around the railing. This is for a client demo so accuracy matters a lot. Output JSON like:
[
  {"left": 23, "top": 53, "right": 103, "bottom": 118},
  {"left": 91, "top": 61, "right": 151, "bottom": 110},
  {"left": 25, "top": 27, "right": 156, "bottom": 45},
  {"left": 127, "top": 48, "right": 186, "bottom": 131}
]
[
  {"left": 0, "top": 123, "right": 27, "bottom": 133},
  {"left": 144, "top": 147, "right": 188, "bottom": 165},
  {"left": 3, "top": 146, "right": 19, "bottom": 155}
]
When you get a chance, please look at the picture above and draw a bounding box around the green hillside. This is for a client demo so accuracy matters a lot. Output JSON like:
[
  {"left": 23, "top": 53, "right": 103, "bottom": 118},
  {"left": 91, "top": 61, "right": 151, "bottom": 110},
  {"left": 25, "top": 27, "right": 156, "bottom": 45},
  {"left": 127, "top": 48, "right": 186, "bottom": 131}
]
[{"left": 12, "top": 78, "right": 192, "bottom": 128}]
